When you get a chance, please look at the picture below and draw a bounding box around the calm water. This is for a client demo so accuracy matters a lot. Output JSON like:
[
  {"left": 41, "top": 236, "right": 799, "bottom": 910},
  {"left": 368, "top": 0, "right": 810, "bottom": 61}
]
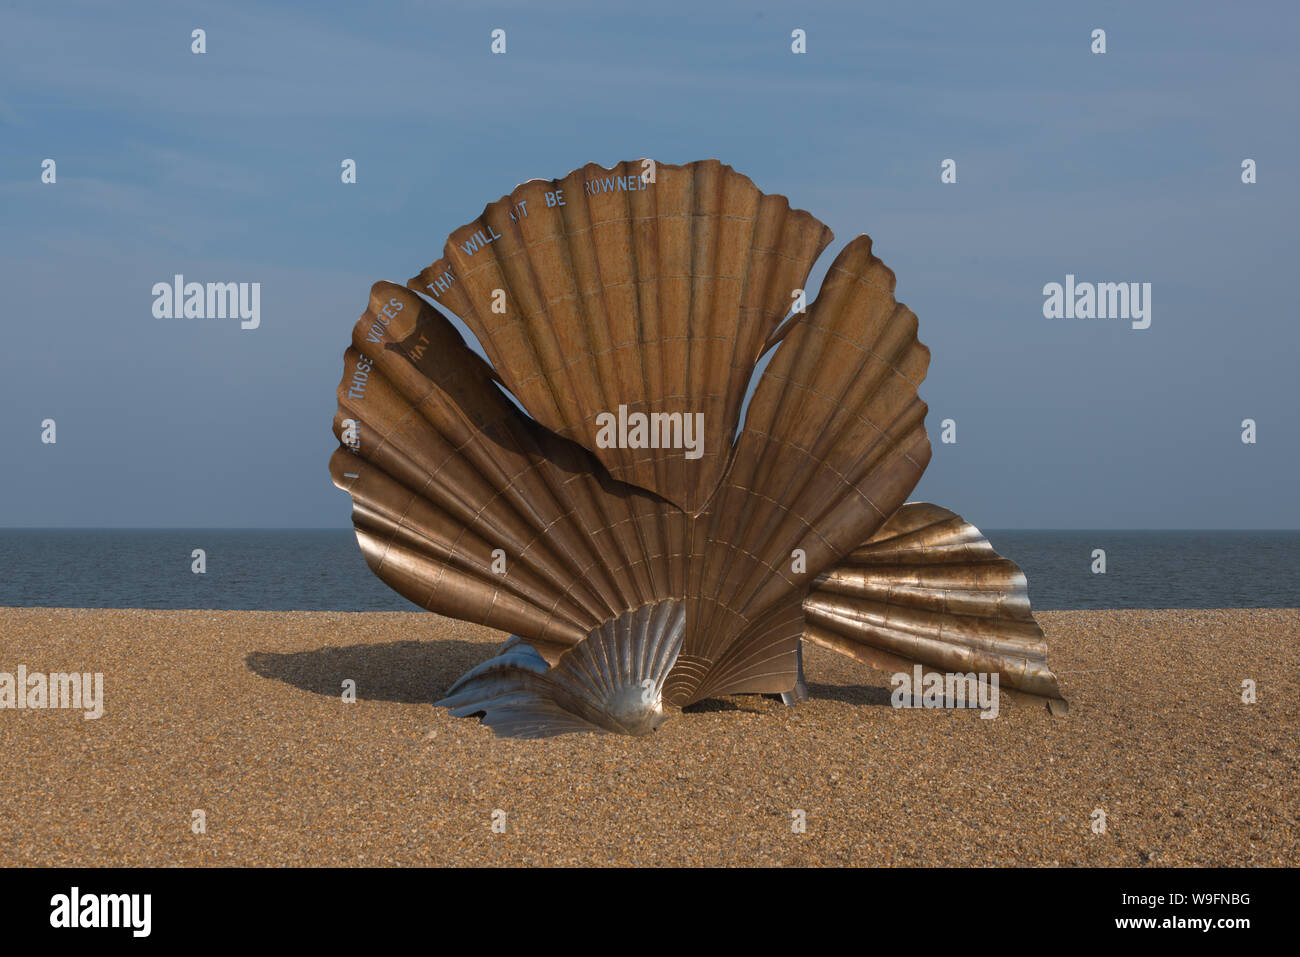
[{"left": 0, "top": 529, "right": 1296, "bottom": 611}]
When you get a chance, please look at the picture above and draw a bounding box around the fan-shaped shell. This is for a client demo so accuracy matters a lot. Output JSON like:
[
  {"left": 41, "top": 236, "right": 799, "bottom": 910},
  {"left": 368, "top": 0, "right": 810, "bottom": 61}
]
[
  {"left": 804, "top": 503, "right": 1067, "bottom": 711},
  {"left": 437, "top": 599, "right": 684, "bottom": 737},
  {"left": 408, "top": 159, "right": 832, "bottom": 515},
  {"left": 331, "top": 158, "right": 1065, "bottom": 735}
]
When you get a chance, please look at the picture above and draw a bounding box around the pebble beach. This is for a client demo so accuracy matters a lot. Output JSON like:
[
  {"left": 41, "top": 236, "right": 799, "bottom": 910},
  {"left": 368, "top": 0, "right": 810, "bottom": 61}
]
[{"left": 0, "top": 607, "right": 1295, "bottom": 867}]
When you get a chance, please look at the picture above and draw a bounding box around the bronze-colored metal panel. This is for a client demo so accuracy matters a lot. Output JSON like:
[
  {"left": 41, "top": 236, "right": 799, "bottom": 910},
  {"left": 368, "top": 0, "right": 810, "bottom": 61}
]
[
  {"left": 803, "top": 502, "right": 1067, "bottom": 707},
  {"left": 331, "top": 281, "right": 685, "bottom": 657},
  {"left": 670, "top": 235, "right": 932, "bottom": 703},
  {"left": 408, "top": 159, "right": 833, "bottom": 514}
]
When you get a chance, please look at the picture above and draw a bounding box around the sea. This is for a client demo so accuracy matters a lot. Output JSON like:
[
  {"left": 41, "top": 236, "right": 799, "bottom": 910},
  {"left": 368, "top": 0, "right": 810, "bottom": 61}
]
[{"left": 0, "top": 529, "right": 1296, "bottom": 611}]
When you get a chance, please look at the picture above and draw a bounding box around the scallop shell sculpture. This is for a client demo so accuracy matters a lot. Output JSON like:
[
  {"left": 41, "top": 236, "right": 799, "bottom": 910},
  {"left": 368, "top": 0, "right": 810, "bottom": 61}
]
[{"left": 330, "top": 159, "right": 1067, "bottom": 737}]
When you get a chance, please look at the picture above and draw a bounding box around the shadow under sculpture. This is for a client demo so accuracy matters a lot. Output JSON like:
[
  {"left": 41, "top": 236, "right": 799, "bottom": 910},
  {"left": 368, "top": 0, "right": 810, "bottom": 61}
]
[{"left": 329, "top": 158, "right": 1067, "bottom": 737}]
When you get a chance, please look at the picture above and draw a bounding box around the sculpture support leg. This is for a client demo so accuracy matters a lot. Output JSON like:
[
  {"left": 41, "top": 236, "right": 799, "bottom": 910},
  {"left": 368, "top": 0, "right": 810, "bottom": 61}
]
[{"left": 779, "top": 640, "right": 808, "bottom": 706}]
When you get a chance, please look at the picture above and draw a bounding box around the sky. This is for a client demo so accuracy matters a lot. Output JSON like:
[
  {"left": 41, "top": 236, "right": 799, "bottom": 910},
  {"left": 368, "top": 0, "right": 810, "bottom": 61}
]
[{"left": 1, "top": 0, "right": 1296, "bottom": 529}]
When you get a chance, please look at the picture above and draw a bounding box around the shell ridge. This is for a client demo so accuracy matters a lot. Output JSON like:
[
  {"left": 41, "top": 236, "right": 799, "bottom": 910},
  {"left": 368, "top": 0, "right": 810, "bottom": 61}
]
[
  {"left": 581, "top": 163, "right": 676, "bottom": 603},
  {"left": 619, "top": 164, "right": 674, "bottom": 595}
]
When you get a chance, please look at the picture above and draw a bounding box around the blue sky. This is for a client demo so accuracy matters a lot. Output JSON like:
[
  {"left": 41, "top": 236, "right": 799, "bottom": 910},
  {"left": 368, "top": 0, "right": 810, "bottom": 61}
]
[{"left": 2, "top": 0, "right": 1297, "bottom": 528}]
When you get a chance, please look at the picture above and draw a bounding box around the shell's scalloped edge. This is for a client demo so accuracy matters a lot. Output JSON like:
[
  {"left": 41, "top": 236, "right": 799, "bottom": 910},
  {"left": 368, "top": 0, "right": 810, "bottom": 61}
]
[{"left": 450, "top": 157, "right": 833, "bottom": 254}]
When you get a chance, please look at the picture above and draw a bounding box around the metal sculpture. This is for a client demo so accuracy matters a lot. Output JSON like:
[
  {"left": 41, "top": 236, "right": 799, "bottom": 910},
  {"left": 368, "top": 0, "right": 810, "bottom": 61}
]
[{"left": 330, "top": 159, "right": 1067, "bottom": 737}]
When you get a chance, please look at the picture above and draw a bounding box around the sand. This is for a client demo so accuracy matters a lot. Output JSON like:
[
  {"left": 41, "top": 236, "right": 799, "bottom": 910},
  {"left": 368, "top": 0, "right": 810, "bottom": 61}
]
[{"left": 0, "top": 607, "right": 1295, "bottom": 867}]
